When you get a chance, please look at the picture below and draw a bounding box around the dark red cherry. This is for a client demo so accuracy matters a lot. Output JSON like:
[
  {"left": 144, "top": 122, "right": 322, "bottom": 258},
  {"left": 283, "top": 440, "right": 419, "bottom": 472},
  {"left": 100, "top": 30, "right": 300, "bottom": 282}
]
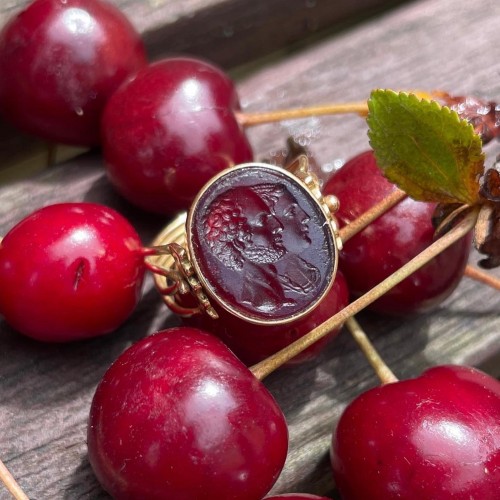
[
  {"left": 0, "top": 0, "right": 146, "bottom": 146},
  {"left": 87, "top": 327, "right": 288, "bottom": 500},
  {"left": 265, "top": 495, "right": 332, "bottom": 499},
  {"left": 102, "top": 57, "right": 253, "bottom": 214},
  {"left": 186, "top": 270, "right": 349, "bottom": 366},
  {"left": 0, "top": 203, "right": 145, "bottom": 342},
  {"left": 323, "top": 150, "right": 471, "bottom": 314},
  {"left": 331, "top": 365, "right": 500, "bottom": 499}
]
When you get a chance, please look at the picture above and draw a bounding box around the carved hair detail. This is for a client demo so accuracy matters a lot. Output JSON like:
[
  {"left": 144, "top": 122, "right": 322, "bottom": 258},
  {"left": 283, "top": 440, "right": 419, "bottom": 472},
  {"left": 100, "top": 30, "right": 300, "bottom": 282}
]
[
  {"left": 203, "top": 183, "right": 285, "bottom": 271},
  {"left": 204, "top": 193, "right": 249, "bottom": 271},
  {"left": 252, "top": 183, "right": 285, "bottom": 208}
]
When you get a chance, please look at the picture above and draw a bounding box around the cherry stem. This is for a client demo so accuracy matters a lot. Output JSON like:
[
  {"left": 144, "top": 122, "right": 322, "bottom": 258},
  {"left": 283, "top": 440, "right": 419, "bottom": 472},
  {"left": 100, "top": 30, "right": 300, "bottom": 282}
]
[
  {"left": 0, "top": 459, "right": 29, "bottom": 500},
  {"left": 236, "top": 91, "right": 438, "bottom": 127},
  {"left": 464, "top": 264, "right": 500, "bottom": 291},
  {"left": 338, "top": 189, "right": 407, "bottom": 243},
  {"left": 249, "top": 207, "right": 479, "bottom": 380},
  {"left": 139, "top": 247, "right": 159, "bottom": 257},
  {"left": 345, "top": 317, "right": 398, "bottom": 385},
  {"left": 235, "top": 102, "right": 369, "bottom": 127}
]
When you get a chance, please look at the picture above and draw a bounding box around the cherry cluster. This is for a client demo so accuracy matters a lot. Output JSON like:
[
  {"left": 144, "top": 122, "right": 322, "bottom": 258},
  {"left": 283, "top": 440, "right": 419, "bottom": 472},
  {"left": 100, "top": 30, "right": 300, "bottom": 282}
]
[
  {"left": 0, "top": 1, "right": 499, "bottom": 499},
  {"left": 0, "top": 0, "right": 252, "bottom": 214}
]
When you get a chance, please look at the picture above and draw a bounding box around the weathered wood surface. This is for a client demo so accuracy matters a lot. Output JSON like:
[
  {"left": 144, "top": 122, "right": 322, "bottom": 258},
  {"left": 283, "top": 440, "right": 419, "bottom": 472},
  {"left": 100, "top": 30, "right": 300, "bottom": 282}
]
[
  {"left": 0, "top": 0, "right": 413, "bottom": 66},
  {"left": 1, "top": 0, "right": 500, "bottom": 498}
]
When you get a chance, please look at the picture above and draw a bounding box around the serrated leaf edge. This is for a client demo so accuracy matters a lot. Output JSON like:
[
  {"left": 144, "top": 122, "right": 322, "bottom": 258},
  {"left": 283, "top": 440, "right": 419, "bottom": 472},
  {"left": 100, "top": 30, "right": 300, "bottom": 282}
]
[{"left": 367, "top": 89, "right": 484, "bottom": 205}]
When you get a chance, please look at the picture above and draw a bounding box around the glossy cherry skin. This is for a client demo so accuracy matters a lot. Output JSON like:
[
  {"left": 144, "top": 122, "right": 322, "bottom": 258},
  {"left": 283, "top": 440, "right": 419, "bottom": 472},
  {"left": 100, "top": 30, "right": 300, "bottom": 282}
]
[
  {"left": 0, "top": 0, "right": 146, "bottom": 146},
  {"left": 0, "top": 203, "right": 145, "bottom": 342},
  {"left": 323, "top": 150, "right": 471, "bottom": 315},
  {"left": 331, "top": 365, "right": 500, "bottom": 499},
  {"left": 102, "top": 57, "right": 253, "bottom": 214},
  {"left": 87, "top": 327, "right": 288, "bottom": 500},
  {"left": 265, "top": 495, "right": 331, "bottom": 499},
  {"left": 185, "top": 270, "right": 349, "bottom": 366}
]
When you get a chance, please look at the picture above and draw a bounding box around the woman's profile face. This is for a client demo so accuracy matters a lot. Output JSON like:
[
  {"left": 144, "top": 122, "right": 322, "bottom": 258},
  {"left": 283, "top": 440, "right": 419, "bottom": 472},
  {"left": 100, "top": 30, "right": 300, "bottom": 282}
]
[
  {"left": 236, "top": 187, "right": 285, "bottom": 264},
  {"left": 274, "top": 190, "right": 311, "bottom": 253}
]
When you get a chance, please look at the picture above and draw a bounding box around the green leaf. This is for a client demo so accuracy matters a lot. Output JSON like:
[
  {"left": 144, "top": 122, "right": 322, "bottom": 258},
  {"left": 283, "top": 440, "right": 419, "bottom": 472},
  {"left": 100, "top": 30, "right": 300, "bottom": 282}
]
[{"left": 367, "top": 89, "right": 484, "bottom": 205}]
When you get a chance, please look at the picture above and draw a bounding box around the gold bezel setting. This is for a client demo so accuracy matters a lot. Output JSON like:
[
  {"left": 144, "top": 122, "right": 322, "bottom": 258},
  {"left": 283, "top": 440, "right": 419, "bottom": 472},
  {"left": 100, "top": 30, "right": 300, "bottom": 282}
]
[{"left": 148, "top": 156, "right": 341, "bottom": 325}]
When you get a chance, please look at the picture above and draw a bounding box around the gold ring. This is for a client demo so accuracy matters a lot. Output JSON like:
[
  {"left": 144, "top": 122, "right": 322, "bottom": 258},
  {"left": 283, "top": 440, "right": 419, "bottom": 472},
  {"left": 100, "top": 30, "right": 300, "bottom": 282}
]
[{"left": 147, "top": 155, "right": 342, "bottom": 325}]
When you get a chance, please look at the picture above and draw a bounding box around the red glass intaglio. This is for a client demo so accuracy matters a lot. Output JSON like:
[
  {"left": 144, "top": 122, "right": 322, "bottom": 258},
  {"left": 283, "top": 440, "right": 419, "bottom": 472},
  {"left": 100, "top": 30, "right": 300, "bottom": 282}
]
[{"left": 186, "top": 161, "right": 340, "bottom": 325}]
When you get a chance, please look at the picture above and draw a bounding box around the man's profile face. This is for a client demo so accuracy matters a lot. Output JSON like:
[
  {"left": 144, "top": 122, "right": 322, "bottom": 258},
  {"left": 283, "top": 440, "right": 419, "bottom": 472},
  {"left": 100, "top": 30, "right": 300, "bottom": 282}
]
[{"left": 236, "top": 187, "right": 285, "bottom": 264}]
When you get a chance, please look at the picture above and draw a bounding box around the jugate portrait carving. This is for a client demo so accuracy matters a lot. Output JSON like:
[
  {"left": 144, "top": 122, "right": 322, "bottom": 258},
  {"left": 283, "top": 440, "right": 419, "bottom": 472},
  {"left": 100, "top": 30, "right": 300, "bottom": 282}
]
[
  {"left": 188, "top": 164, "right": 336, "bottom": 323},
  {"left": 203, "top": 184, "right": 293, "bottom": 313}
]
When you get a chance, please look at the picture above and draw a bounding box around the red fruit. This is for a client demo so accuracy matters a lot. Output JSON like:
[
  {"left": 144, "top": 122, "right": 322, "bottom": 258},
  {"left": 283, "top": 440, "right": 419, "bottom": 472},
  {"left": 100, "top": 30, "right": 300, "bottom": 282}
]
[
  {"left": 186, "top": 270, "right": 349, "bottom": 366},
  {"left": 331, "top": 365, "right": 500, "bottom": 499},
  {"left": 323, "top": 150, "right": 471, "bottom": 314},
  {"left": 265, "top": 495, "right": 331, "bottom": 499},
  {"left": 0, "top": 0, "right": 146, "bottom": 146},
  {"left": 102, "top": 57, "right": 253, "bottom": 214},
  {"left": 0, "top": 203, "right": 145, "bottom": 342},
  {"left": 87, "top": 327, "right": 288, "bottom": 500}
]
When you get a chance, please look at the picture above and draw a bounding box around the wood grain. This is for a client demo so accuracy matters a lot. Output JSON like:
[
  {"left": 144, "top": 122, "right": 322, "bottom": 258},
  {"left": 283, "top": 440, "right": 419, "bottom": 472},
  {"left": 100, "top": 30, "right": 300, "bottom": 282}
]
[
  {"left": 1, "top": 0, "right": 500, "bottom": 498},
  {"left": 0, "top": 0, "right": 414, "bottom": 67}
]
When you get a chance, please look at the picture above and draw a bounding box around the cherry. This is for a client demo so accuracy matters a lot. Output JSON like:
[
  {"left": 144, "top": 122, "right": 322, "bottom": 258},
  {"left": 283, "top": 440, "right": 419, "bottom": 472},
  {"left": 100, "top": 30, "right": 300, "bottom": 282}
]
[
  {"left": 0, "top": 0, "right": 146, "bottom": 146},
  {"left": 265, "top": 495, "right": 331, "bottom": 499},
  {"left": 331, "top": 364, "right": 500, "bottom": 499},
  {"left": 101, "top": 56, "right": 253, "bottom": 214},
  {"left": 185, "top": 270, "right": 349, "bottom": 366},
  {"left": 323, "top": 150, "right": 471, "bottom": 315},
  {"left": 0, "top": 202, "right": 145, "bottom": 342},
  {"left": 87, "top": 326, "right": 288, "bottom": 500}
]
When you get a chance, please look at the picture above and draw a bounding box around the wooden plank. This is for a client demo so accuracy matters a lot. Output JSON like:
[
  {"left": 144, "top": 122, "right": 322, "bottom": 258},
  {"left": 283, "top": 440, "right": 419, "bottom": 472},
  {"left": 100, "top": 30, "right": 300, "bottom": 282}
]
[
  {"left": 1, "top": 0, "right": 500, "bottom": 498},
  {"left": 0, "top": 1, "right": 414, "bottom": 67}
]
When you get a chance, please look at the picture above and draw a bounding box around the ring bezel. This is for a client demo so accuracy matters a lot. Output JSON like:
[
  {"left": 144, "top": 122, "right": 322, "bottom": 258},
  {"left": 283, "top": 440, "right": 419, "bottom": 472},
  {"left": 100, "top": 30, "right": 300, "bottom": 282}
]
[{"left": 186, "top": 160, "right": 339, "bottom": 325}]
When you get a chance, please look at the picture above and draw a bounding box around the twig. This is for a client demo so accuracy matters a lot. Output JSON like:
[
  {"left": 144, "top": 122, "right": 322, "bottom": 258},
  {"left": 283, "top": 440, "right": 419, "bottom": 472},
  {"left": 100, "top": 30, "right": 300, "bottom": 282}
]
[
  {"left": 235, "top": 102, "right": 369, "bottom": 127},
  {"left": 0, "top": 459, "right": 29, "bottom": 500},
  {"left": 345, "top": 317, "right": 398, "bottom": 384},
  {"left": 236, "top": 91, "right": 438, "bottom": 127},
  {"left": 339, "top": 189, "right": 407, "bottom": 243},
  {"left": 464, "top": 264, "right": 500, "bottom": 291}
]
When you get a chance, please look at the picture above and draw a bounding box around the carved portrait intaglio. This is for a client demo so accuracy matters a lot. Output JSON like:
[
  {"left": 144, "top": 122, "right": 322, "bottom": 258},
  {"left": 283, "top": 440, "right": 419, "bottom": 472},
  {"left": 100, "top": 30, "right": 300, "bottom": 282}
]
[{"left": 188, "top": 163, "right": 338, "bottom": 324}]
